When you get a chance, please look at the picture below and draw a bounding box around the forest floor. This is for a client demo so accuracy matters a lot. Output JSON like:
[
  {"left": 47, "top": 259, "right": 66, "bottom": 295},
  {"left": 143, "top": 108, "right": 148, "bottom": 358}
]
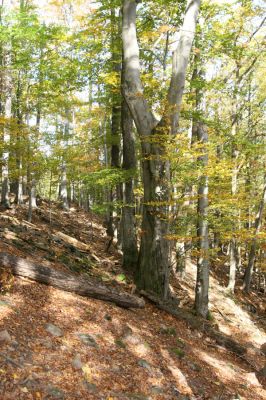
[{"left": 0, "top": 202, "right": 265, "bottom": 400}]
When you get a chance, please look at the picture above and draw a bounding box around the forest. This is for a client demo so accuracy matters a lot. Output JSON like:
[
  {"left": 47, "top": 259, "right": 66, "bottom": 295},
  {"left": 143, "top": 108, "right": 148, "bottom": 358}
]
[{"left": 0, "top": 0, "right": 265, "bottom": 399}]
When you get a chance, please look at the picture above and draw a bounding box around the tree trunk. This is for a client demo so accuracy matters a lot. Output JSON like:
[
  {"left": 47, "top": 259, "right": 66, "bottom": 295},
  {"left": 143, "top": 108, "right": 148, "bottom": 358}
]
[
  {"left": 195, "top": 121, "right": 209, "bottom": 318},
  {"left": 120, "top": 65, "right": 138, "bottom": 269},
  {"left": 60, "top": 160, "right": 69, "bottom": 210},
  {"left": 1, "top": 41, "right": 12, "bottom": 208},
  {"left": 28, "top": 178, "right": 37, "bottom": 223},
  {"left": 122, "top": 0, "right": 200, "bottom": 300},
  {"left": 228, "top": 237, "right": 237, "bottom": 291},
  {"left": 242, "top": 180, "right": 266, "bottom": 292},
  {"left": 0, "top": 252, "right": 145, "bottom": 309},
  {"left": 106, "top": 8, "right": 122, "bottom": 249}
]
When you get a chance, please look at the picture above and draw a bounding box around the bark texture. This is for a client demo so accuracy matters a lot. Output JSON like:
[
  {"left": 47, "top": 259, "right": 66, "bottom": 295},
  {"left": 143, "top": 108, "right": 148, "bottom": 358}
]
[
  {"left": 120, "top": 65, "right": 138, "bottom": 269},
  {"left": 195, "top": 113, "right": 209, "bottom": 318},
  {"left": 243, "top": 180, "right": 266, "bottom": 292},
  {"left": 122, "top": 0, "right": 201, "bottom": 300},
  {"left": 0, "top": 252, "right": 145, "bottom": 309}
]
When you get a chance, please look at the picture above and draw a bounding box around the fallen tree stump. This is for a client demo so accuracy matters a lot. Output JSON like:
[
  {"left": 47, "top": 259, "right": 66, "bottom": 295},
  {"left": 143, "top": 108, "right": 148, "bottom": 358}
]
[
  {"left": 0, "top": 252, "right": 145, "bottom": 309},
  {"left": 140, "top": 290, "right": 247, "bottom": 356}
]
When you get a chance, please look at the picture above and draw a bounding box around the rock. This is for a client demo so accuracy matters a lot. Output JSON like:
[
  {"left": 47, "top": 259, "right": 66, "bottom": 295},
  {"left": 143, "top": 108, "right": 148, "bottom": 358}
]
[
  {"left": 151, "top": 385, "right": 164, "bottom": 394},
  {"left": 246, "top": 346, "right": 261, "bottom": 357},
  {"left": 45, "top": 323, "right": 63, "bottom": 337},
  {"left": 38, "top": 338, "right": 54, "bottom": 349},
  {"left": 138, "top": 359, "right": 151, "bottom": 371},
  {"left": 0, "top": 300, "right": 12, "bottom": 308},
  {"left": 261, "top": 343, "right": 266, "bottom": 356},
  {"left": 72, "top": 354, "right": 83, "bottom": 370},
  {"left": 45, "top": 385, "right": 65, "bottom": 399},
  {"left": 77, "top": 333, "right": 98, "bottom": 347},
  {"left": 159, "top": 325, "right": 177, "bottom": 336},
  {"left": 258, "top": 366, "right": 266, "bottom": 377},
  {"left": 186, "top": 361, "right": 201, "bottom": 372},
  {"left": 0, "top": 330, "right": 12, "bottom": 344},
  {"left": 124, "top": 393, "right": 150, "bottom": 400},
  {"left": 83, "top": 381, "right": 97, "bottom": 393}
]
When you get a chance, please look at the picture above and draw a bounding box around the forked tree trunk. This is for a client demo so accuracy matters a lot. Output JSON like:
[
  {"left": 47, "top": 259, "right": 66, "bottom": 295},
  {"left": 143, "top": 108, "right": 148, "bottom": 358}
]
[{"left": 122, "top": 0, "right": 200, "bottom": 300}]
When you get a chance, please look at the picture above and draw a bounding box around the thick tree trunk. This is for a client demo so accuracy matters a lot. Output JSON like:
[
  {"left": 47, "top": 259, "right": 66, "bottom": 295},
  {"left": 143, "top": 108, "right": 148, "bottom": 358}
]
[
  {"left": 0, "top": 252, "right": 145, "bottom": 309},
  {"left": 122, "top": 0, "right": 200, "bottom": 300},
  {"left": 242, "top": 181, "right": 266, "bottom": 292}
]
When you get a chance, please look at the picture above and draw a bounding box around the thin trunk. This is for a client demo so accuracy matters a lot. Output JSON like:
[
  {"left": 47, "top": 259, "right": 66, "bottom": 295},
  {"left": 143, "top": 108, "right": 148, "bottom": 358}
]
[
  {"left": 120, "top": 62, "right": 138, "bottom": 269},
  {"left": 106, "top": 8, "right": 122, "bottom": 249},
  {"left": 194, "top": 70, "right": 209, "bottom": 318},
  {"left": 1, "top": 41, "right": 12, "bottom": 208},
  {"left": 242, "top": 180, "right": 266, "bottom": 292},
  {"left": 14, "top": 72, "right": 23, "bottom": 205},
  {"left": 60, "top": 110, "right": 70, "bottom": 211},
  {"left": 60, "top": 161, "right": 69, "bottom": 210},
  {"left": 228, "top": 67, "right": 240, "bottom": 291}
]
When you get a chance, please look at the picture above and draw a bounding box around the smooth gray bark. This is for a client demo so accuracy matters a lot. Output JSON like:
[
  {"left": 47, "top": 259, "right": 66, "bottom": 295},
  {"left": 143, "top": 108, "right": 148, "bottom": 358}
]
[
  {"left": 60, "top": 161, "right": 69, "bottom": 210},
  {"left": 1, "top": 41, "right": 12, "bottom": 208},
  {"left": 195, "top": 120, "right": 209, "bottom": 318},
  {"left": 122, "top": 0, "right": 200, "bottom": 299},
  {"left": 121, "top": 68, "right": 138, "bottom": 269},
  {"left": 243, "top": 180, "right": 266, "bottom": 292},
  {"left": 106, "top": 8, "right": 122, "bottom": 250}
]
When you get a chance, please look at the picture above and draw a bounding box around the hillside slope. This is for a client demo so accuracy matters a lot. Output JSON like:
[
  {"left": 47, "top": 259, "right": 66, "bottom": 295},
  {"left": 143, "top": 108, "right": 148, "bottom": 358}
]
[{"left": 0, "top": 203, "right": 265, "bottom": 400}]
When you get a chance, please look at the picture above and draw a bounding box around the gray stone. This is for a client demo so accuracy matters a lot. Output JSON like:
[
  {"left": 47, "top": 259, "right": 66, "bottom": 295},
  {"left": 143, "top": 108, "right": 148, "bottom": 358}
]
[
  {"left": 258, "top": 366, "right": 266, "bottom": 377},
  {"left": 260, "top": 342, "right": 266, "bottom": 356},
  {"left": 45, "top": 385, "right": 65, "bottom": 399},
  {"left": 72, "top": 354, "right": 83, "bottom": 370},
  {"left": 0, "top": 300, "right": 12, "bottom": 308},
  {"left": 45, "top": 323, "right": 63, "bottom": 337},
  {"left": 151, "top": 385, "right": 164, "bottom": 394},
  {"left": 0, "top": 330, "right": 12, "bottom": 344},
  {"left": 186, "top": 361, "right": 202, "bottom": 372},
  {"left": 83, "top": 381, "right": 97, "bottom": 393},
  {"left": 138, "top": 359, "right": 151, "bottom": 371},
  {"left": 77, "top": 333, "right": 98, "bottom": 347}
]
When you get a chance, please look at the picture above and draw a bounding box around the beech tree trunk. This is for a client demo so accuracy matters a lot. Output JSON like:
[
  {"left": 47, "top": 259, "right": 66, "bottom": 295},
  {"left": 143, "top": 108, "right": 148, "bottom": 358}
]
[
  {"left": 0, "top": 252, "right": 145, "bottom": 309},
  {"left": 243, "top": 180, "right": 266, "bottom": 292},
  {"left": 194, "top": 67, "right": 209, "bottom": 318},
  {"left": 122, "top": 0, "right": 200, "bottom": 300},
  {"left": 120, "top": 61, "right": 138, "bottom": 269},
  {"left": 106, "top": 8, "right": 122, "bottom": 249},
  {"left": 1, "top": 40, "right": 12, "bottom": 208}
]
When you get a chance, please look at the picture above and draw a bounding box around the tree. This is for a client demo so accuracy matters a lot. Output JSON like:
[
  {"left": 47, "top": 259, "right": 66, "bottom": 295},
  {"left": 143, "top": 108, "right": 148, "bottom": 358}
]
[{"left": 122, "top": 0, "right": 200, "bottom": 299}]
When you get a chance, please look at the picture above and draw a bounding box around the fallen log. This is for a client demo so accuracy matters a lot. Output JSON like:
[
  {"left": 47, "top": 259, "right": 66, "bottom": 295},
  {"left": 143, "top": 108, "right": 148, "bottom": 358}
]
[
  {"left": 0, "top": 252, "right": 145, "bottom": 309},
  {"left": 140, "top": 290, "right": 247, "bottom": 356}
]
